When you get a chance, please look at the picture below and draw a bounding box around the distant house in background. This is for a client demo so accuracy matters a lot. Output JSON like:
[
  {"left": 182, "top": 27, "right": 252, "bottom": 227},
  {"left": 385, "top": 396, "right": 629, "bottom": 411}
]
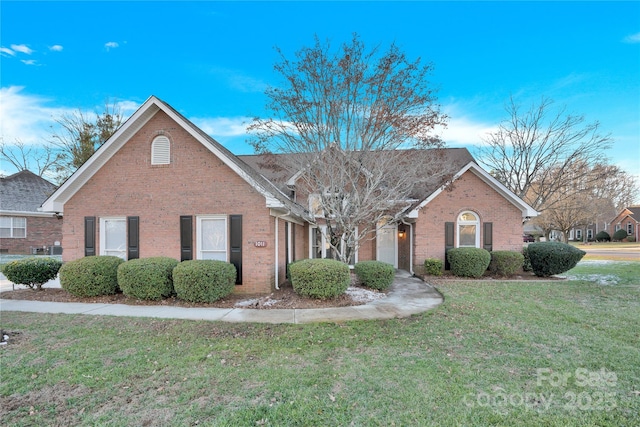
[
  {"left": 0, "top": 170, "right": 63, "bottom": 255},
  {"left": 609, "top": 206, "right": 640, "bottom": 242}
]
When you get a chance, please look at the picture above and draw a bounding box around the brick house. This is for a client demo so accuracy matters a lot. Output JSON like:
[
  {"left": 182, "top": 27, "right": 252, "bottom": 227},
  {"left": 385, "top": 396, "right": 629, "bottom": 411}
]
[
  {"left": 1, "top": 170, "right": 63, "bottom": 255},
  {"left": 41, "top": 96, "right": 537, "bottom": 294},
  {"left": 609, "top": 206, "right": 640, "bottom": 242}
]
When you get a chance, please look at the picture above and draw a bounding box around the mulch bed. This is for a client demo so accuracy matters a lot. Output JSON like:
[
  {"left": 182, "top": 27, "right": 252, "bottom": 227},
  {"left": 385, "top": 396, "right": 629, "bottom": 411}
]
[{"left": 0, "top": 280, "right": 368, "bottom": 310}]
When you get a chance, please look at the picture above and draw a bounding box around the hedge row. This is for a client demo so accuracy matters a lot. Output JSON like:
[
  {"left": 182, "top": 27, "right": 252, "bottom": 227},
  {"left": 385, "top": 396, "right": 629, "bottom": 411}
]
[{"left": 59, "top": 256, "right": 236, "bottom": 303}]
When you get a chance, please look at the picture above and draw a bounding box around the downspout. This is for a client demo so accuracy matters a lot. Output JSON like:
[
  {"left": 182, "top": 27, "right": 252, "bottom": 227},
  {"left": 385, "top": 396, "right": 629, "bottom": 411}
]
[
  {"left": 401, "top": 218, "right": 414, "bottom": 276},
  {"left": 274, "top": 211, "right": 290, "bottom": 290}
]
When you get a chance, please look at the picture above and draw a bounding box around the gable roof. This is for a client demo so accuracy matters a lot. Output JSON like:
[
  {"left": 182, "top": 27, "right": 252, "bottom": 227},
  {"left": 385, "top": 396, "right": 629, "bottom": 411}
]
[
  {"left": 614, "top": 205, "right": 640, "bottom": 223},
  {"left": 407, "top": 161, "right": 538, "bottom": 219},
  {"left": 41, "top": 96, "right": 310, "bottom": 221},
  {"left": 0, "top": 170, "right": 58, "bottom": 214}
]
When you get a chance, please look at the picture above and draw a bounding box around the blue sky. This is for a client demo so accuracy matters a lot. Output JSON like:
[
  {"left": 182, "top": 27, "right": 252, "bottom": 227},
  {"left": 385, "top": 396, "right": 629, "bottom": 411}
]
[{"left": 1, "top": 1, "right": 639, "bottom": 181}]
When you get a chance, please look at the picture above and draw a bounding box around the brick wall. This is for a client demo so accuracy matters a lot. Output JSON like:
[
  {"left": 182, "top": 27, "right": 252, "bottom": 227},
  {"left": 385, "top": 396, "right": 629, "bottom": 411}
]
[
  {"left": 0, "top": 215, "right": 63, "bottom": 255},
  {"left": 62, "top": 110, "right": 279, "bottom": 294},
  {"left": 413, "top": 170, "right": 524, "bottom": 273}
]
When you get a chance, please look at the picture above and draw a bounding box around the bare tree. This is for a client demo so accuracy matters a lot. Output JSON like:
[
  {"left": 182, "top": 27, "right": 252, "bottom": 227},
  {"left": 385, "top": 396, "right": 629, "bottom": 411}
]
[
  {"left": 248, "top": 34, "right": 450, "bottom": 263},
  {"left": 50, "top": 101, "right": 124, "bottom": 182},
  {"left": 479, "top": 97, "right": 613, "bottom": 214},
  {"left": 0, "top": 139, "right": 64, "bottom": 179}
]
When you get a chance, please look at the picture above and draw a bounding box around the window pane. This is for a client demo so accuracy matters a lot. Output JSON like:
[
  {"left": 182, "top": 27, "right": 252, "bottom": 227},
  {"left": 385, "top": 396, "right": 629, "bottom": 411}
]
[
  {"left": 0, "top": 228, "right": 10, "bottom": 238},
  {"left": 201, "top": 219, "right": 226, "bottom": 251},
  {"left": 312, "top": 228, "right": 322, "bottom": 258},
  {"left": 13, "top": 227, "right": 26, "bottom": 238},
  {"left": 105, "top": 219, "right": 126, "bottom": 252},
  {"left": 13, "top": 218, "right": 26, "bottom": 227},
  {"left": 0, "top": 217, "right": 11, "bottom": 228},
  {"left": 201, "top": 252, "right": 226, "bottom": 261},
  {"left": 460, "top": 212, "right": 477, "bottom": 222},
  {"left": 459, "top": 225, "right": 476, "bottom": 247}
]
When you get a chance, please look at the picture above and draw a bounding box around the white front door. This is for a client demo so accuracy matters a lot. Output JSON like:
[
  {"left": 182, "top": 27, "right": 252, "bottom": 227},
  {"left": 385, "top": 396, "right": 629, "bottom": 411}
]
[{"left": 377, "top": 223, "right": 397, "bottom": 267}]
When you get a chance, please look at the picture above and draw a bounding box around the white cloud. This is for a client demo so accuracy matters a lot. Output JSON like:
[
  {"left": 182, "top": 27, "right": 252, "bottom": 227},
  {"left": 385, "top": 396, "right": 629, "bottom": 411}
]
[
  {"left": 0, "top": 86, "right": 73, "bottom": 145},
  {"left": 623, "top": 32, "right": 640, "bottom": 43},
  {"left": 49, "top": 45, "right": 64, "bottom": 52},
  {"left": 0, "top": 46, "right": 15, "bottom": 56},
  {"left": 10, "top": 44, "right": 33, "bottom": 54},
  {"left": 438, "top": 103, "right": 498, "bottom": 147},
  {"left": 190, "top": 116, "right": 252, "bottom": 137},
  {"left": 20, "top": 59, "right": 38, "bottom": 66},
  {"left": 0, "top": 87, "right": 139, "bottom": 148},
  {"left": 104, "top": 41, "right": 119, "bottom": 51}
]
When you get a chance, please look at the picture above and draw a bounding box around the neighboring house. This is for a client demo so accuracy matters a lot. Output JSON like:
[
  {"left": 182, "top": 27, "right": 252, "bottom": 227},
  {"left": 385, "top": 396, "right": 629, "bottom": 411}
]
[
  {"left": 41, "top": 96, "right": 537, "bottom": 294},
  {"left": 609, "top": 206, "right": 640, "bottom": 241},
  {"left": 0, "top": 170, "right": 63, "bottom": 255}
]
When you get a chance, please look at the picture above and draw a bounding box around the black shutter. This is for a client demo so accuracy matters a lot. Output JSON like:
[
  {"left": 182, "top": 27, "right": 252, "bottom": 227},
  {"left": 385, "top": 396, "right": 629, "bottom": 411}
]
[
  {"left": 229, "top": 215, "right": 242, "bottom": 284},
  {"left": 180, "top": 216, "right": 193, "bottom": 261},
  {"left": 445, "top": 221, "right": 454, "bottom": 270},
  {"left": 84, "top": 216, "right": 96, "bottom": 257},
  {"left": 127, "top": 216, "right": 140, "bottom": 260},
  {"left": 483, "top": 222, "right": 493, "bottom": 252}
]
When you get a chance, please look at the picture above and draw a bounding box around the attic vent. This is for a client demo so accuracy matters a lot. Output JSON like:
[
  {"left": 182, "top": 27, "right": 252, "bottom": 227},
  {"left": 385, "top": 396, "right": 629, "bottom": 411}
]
[{"left": 151, "top": 135, "right": 171, "bottom": 165}]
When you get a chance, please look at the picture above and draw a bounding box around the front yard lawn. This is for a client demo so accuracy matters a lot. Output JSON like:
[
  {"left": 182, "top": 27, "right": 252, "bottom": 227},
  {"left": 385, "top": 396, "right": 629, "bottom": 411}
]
[{"left": 1, "top": 262, "right": 639, "bottom": 426}]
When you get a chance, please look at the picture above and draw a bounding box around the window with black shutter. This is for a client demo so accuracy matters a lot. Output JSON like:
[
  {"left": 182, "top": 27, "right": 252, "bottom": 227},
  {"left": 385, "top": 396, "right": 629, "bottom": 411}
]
[
  {"left": 229, "top": 215, "right": 242, "bottom": 284},
  {"left": 180, "top": 216, "right": 193, "bottom": 261},
  {"left": 84, "top": 216, "right": 96, "bottom": 257}
]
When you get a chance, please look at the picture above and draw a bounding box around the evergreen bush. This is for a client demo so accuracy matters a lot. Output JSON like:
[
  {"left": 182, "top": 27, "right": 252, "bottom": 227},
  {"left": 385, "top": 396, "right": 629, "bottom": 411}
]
[
  {"left": 1, "top": 257, "right": 62, "bottom": 291},
  {"left": 117, "top": 257, "right": 179, "bottom": 300},
  {"left": 423, "top": 258, "right": 443, "bottom": 276},
  {"left": 595, "top": 231, "right": 610, "bottom": 242},
  {"left": 613, "top": 229, "right": 628, "bottom": 241},
  {"left": 59, "top": 256, "right": 124, "bottom": 297},
  {"left": 289, "top": 259, "right": 350, "bottom": 299},
  {"left": 354, "top": 261, "right": 395, "bottom": 291},
  {"left": 447, "top": 248, "right": 491, "bottom": 278},
  {"left": 527, "top": 242, "right": 586, "bottom": 277},
  {"left": 173, "top": 260, "right": 236, "bottom": 303},
  {"left": 489, "top": 251, "right": 525, "bottom": 277}
]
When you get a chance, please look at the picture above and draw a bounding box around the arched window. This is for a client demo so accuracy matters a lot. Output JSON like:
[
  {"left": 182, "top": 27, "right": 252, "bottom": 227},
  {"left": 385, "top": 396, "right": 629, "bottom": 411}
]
[
  {"left": 457, "top": 211, "right": 479, "bottom": 248},
  {"left": 151, "top": 135, "right": 171, "bottom": 165}
]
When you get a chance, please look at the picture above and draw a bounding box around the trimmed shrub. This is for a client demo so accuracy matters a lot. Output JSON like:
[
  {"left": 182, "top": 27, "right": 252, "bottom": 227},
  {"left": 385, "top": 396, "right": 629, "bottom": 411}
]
[
  {"left": 595, "top": 231, "right": 610, "bottom": 242},
  {"left": 489, "top": 251, "right": 525, "bottom": 277},
  {"left": 627, "top": 235, "right": 636, "bottom": 243},
  {"left": 354, "top": 261, "right": 395, "bottom": 291},
  {"left": 117, "top": 257, "right": 179, "bottom": 300},
  {"left": 527, "top": 242, "right": 586, "bottom": 277},
  {"left": 59, "top": 256, "right": 124, "bottom": 297},
  {"left": 173, "top": 260, "right": 236, "bottom": 303},
  {"left": 613, "top": 229, "right": 628, "bottom": 241},
  {"left": 522, "top": 247, "right": 532, "bottom": 272},
  {"left": 447, "top": 248, "right": 491, "bottom": 278},
  {"left": 289, "top": 259, "right": 350, "bottom": 299},
  {"left": 424, "top": 258, "right": 443, "bottom": 276},
  {"left": 1, "top": 257, "right": 62, "bottom": 291}
]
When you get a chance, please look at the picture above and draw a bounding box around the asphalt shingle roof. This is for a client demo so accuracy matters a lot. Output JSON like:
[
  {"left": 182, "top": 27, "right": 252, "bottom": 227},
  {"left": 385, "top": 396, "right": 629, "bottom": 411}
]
[{"left": 0, "top": 170, "right": 57, "bottom": 212}]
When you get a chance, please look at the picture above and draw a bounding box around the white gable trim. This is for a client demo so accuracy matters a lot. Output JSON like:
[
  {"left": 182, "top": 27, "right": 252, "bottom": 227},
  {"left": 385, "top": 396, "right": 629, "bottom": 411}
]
[
  {"left": 408, "top": 162, "right": 538, "bottom": 219},
  {"left": 41, "top": 96, "right": 287, "bottom": 213}
]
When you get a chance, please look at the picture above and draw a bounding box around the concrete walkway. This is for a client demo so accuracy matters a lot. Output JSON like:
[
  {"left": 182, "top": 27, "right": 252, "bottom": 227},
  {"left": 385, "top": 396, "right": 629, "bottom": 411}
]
[{"left": 0, "top": 271, "right": 443, "bottom": 324}]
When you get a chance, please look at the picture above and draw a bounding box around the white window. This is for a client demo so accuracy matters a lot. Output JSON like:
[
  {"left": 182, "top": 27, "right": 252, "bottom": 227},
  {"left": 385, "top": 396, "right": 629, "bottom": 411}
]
[
  {"left": 615, "top": 224, "right": 621, "bottom": 231},
  {"left": 309, "top": 225, "right": 357, "bottom": 264},
  {"left": 0, "top": 217, "right": 26, "bottom": 238},
  {"left": 309, "top": 194, "right": 323, "bottom": 217},
  {"left": 151, "top": 135, "right": 171, "bottom": 165},
  {"left": 197, "top": 216, "right": 227, "bottom": 261},
  {"left": 628, "top": 223, "right": 634, "bottom": 235},
  {"left": 457, "top": 211, "right": 480, "bottom": 248},
  {"left": 100, "top": 217, "right": 126, "bottom": 259},
  {"left": 587, "top": 229, "right": 593, "bottom": 240},
  {"left": 576, "top": 229, "right": 582, "bottom": 240}
]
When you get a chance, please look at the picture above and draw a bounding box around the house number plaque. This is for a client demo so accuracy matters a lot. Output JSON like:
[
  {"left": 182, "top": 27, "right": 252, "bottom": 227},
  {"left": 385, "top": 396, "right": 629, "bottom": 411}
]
[{"left": 254, "top": 241, "right": 267, "bottom": 247}]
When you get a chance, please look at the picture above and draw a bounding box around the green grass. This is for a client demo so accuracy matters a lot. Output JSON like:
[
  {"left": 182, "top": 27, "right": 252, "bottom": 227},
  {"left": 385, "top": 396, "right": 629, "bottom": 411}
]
[{"left": 1, "top": 262, "right": 639, "bottom": 426}]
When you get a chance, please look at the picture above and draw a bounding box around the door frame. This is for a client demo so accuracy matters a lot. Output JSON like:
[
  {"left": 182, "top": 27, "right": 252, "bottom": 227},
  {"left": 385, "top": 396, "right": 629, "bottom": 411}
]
[{"left": 376, "top": 221, "right": 398, "bottom": 268}]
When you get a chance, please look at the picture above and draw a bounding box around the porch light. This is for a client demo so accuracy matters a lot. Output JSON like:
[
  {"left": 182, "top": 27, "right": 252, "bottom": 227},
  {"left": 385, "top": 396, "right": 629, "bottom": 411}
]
[{"left": 398, "top": 230, "right": 406, "bottom": 238}]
